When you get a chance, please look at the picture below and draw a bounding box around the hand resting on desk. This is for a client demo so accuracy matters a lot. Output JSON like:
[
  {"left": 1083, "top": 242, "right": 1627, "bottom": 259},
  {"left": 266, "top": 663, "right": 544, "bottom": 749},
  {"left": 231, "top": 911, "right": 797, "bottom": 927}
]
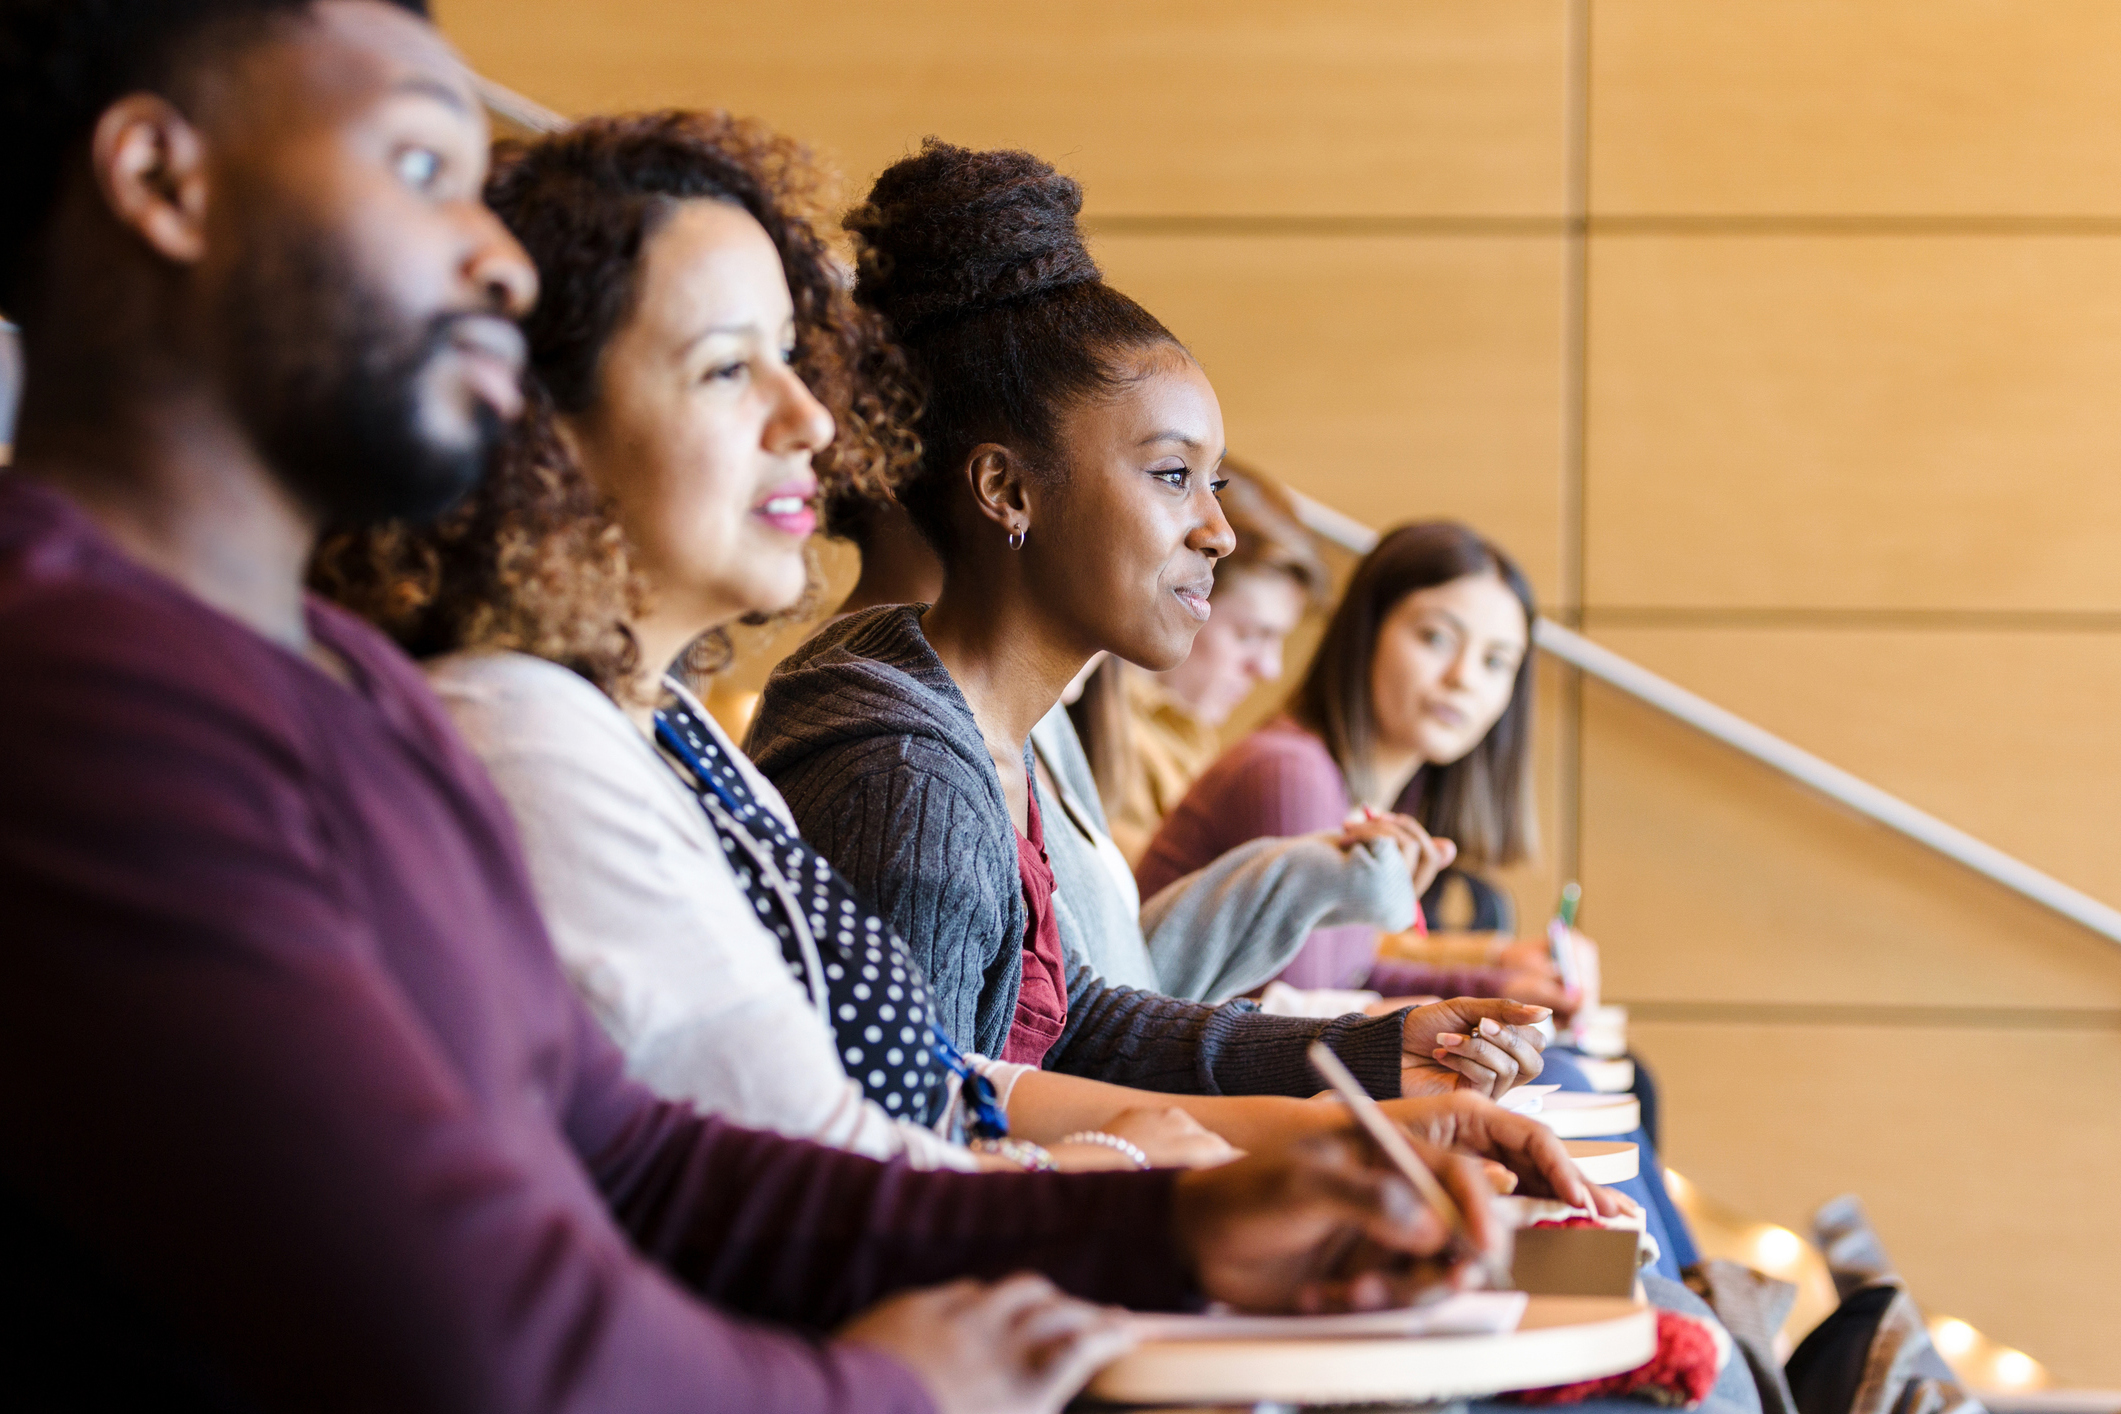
[{"left": 1396, "top": 997, "right": 1551, "bottom": 1097}]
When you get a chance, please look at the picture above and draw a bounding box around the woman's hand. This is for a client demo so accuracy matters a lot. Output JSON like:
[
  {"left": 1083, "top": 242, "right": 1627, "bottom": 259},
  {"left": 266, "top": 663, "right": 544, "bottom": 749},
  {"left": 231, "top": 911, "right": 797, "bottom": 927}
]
[
  {"left": 1379, "top": 1091, "right": 1639, "bottom": 1219},
  {"left": 1498, "top": 963, "right": 1574, "bottom": 1016},
  {"left": 1169, "top": 1128, "right": 1502, "bottom": 1313},
  {"left": 1396, "top": 998, "right": 1549, "bottom": 1097},
  {"left": 1335, "top": 810, "right": 1457, "bottom": 898},
  {"left": 1495, "top": 937, "right": 1555, "bottom": 971},
  {"left": 838, "top": 1274, "right": 1135, "bottom": 1414},
  {"left": 1058, "top": 1105, "right": 1242, "bottom": 1170}
]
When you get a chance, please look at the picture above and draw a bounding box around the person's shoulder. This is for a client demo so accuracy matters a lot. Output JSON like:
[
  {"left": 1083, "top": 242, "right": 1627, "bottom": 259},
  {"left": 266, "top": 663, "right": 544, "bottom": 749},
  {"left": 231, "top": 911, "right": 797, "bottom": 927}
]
[
  {"left": 770, "top": 602, "right": 928, "bottom": 683},
  {"left": 0, "top": 479, "right": 184, "bottom": 638},
  {"left": 0, "top": 483, "right": 301, "bottom": 725},
  {"left": 1213, "top": 718, "right": 1341, "bottom": 784},
  {"left": 423, "top": 648, "right": 624, "bottom": 733},
  {"left": 421, "top": 647, "right": 672, "bottom": 788},
  {"left": 748, "top": 603, "right": 982, "bottom": 776}
]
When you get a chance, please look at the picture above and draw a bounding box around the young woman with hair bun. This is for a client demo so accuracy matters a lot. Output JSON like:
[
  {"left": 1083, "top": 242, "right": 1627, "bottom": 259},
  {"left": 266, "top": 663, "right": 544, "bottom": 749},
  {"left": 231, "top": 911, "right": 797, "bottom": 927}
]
[{"left": 746, "top": 140, "right": 1554, "bottom": 1104}]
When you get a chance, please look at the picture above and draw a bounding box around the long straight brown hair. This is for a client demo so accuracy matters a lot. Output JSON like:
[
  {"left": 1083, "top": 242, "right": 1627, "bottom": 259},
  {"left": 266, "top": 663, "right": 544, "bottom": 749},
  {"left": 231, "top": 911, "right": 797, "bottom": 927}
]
[{"left": 1286, "top": 521, "right": 1538, "bottom": 867}]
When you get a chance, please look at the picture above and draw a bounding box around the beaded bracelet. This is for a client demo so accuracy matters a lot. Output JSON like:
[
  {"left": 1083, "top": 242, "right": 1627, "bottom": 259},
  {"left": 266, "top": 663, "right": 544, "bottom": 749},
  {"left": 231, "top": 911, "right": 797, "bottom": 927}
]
[
  {"left": 968, "top": 1137, "right": 1056, "bottom": 1172},
  {"left": 1055, "top": 1130, "right": 1151, "bottom": 1170}
]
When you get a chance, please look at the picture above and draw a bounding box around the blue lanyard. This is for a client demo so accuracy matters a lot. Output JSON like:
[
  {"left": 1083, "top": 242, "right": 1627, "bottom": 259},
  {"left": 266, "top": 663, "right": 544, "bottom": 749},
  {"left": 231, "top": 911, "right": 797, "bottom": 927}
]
[
  {"left": 933, "top": 1037, "right": 1011, "bottom": 1140},
  {"left": 656, "top": 707, "right": 1011, "bottom": 1141},
  {"left": 654, "top": 712, "right": 747, "bottom": 815}
]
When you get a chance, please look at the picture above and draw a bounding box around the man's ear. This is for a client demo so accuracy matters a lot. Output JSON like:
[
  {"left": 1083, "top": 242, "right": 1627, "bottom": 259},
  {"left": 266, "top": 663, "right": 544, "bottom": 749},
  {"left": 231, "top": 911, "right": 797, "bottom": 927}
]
[
  {"left": 91, "top": 94, "right": 211, "bottom": 267},
  {"left": 963, "top": 442, "right": 1035, "bottom": 540}
]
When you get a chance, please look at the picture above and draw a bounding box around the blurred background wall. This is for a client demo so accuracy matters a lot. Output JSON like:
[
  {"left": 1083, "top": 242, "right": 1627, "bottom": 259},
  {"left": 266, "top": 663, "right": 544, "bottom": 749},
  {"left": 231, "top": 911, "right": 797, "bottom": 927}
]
[{"left": 437, "top": 0, "right": 2121, "bottom": 1380}]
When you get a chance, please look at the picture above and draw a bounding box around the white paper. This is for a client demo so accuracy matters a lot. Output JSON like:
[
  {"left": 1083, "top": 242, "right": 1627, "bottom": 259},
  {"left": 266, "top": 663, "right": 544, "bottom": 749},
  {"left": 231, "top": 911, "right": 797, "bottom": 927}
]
[
  {"left": 1538, "top": 1091, "right": 1634, "bottom": 1111},
  {"left": 1126, "top": 1290, "right": 1529, "bottom": 1343},
  {"left": 1497, "top": 1083, "right": 1560, "bottom": 1114},
  {"left": 1256, "top": 981, "right": 1383, "bottom": 1018}
]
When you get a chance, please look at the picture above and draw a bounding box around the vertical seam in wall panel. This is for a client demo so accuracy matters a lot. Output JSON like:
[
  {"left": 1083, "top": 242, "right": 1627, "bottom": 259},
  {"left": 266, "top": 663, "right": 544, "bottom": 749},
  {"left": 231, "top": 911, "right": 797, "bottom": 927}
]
[{"left": 1559, "top": 0, "right": 1592, "bottom": 884}]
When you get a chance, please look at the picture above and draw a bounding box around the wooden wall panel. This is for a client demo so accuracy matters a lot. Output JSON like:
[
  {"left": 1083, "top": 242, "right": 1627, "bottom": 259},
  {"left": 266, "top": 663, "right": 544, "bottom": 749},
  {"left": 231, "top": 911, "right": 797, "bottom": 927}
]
[
  {"left": 1584, "top": 236, "right": 2121, "bottom": 611},
  {"left": 437, "top": 0, "right": 1572, "bottom": 217},
  {"left": 1590, "top": 626, "right": 2121, "bottom": 910},
  {"left": 1589, "top": 0, "right": 2121, "bottom": 216},
  {"left": 437, "top": 0, "right": 2121, "bottom": 1381},
  {"left": 1096, "top": 235, "right": 1570, "bottom": 601},
  {"left": 1580, "top": 679, "right": 2121, "bottom": 1011},
  {"left": 1634, "top": 1019, "right": 2121, "bottom": 1387}
]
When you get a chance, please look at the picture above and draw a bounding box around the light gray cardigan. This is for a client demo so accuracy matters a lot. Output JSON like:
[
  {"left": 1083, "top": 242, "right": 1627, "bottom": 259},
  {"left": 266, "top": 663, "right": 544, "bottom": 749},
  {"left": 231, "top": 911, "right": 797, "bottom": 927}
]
[
  {"left": 747, "top": 604, "right": 1408, "bottom": 1098},
  {"left": 1027, "top": 704, "right": 1417, "bottom": 1003}
]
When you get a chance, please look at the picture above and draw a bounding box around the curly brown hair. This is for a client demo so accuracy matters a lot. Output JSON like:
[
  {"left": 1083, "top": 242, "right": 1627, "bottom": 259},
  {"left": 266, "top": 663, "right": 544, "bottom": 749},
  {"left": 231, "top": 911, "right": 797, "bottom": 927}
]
[{"left": 311, "top": 110, "right": 919, "bottom": 693}]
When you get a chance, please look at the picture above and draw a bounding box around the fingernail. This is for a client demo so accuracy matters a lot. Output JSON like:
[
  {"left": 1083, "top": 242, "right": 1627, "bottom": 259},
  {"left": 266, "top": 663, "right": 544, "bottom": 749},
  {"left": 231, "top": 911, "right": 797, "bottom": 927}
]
[
  {"left": 1479, "top": 1019, "right": 1499, "bottom": 1037},
  {"left": 1437, "top": 1033, "right": 1464, "bottom": 1046}
]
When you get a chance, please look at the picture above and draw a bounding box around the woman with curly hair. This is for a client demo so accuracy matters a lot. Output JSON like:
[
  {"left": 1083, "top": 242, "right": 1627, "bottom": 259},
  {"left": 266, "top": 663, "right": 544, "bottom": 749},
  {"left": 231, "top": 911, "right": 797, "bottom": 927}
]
[
  {"left": 316, "top": 110, "right": 1210, "bottom": 1171},
  {"left": 744, "top": 140, "right": 1556, "bottom": 1104},
  {"left": 313, "top": 113, "right": 1621, "bottom": 1204}
]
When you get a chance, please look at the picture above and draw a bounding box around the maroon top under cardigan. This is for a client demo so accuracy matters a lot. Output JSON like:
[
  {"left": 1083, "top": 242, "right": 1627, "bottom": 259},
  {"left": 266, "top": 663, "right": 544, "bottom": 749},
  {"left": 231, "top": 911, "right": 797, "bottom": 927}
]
[
  {"left": 1001, "top": 791, "right": 1069, "bottom": 1065},
  {"left": 0, "top": 479, "right": 1195, "bottom": 1414}
]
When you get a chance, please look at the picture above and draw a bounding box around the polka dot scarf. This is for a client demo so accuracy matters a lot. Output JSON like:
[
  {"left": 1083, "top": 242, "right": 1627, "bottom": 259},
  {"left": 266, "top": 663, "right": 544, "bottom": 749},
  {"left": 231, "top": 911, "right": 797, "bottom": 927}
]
[{"left": 653, "top": 694, "right": 951, "bottom": 1126}]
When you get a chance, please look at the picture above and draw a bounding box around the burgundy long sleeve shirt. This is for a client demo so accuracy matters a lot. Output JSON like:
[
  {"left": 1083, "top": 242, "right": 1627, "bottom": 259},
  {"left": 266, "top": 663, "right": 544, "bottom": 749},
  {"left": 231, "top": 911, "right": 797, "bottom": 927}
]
[{"left": 0, "top": 479, "right": 1195, "bottom": 1413}]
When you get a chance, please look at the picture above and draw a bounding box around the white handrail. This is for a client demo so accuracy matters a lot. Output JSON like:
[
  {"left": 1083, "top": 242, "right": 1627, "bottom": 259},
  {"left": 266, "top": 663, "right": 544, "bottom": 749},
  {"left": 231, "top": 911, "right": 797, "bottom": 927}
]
[
  {"left": 475, "top": 76, "right": 568, "bottom": 134},
  {"left": 1282, "top": 490, "right": 2121, "bottom": 947}
]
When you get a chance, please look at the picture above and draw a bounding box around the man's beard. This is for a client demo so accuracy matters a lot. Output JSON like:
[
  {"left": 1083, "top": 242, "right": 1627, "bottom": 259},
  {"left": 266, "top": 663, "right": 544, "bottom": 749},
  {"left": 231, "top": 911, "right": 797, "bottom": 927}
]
[{"left": 223, "top": 222, "right": 510, "bottom": 527}]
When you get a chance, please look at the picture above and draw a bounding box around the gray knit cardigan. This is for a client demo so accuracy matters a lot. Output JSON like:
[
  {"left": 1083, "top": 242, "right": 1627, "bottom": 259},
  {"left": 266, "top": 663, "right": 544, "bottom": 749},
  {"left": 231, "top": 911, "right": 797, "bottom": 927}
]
[{"left": 746, "top": 604, "right": 1408, "bottom": 1098}]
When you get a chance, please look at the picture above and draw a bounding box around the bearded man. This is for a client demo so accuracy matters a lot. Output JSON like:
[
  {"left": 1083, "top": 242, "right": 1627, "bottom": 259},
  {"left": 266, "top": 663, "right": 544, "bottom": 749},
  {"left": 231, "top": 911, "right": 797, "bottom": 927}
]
[{"left": 0, "top": 4, "right": 1501, "bottom": 1412}]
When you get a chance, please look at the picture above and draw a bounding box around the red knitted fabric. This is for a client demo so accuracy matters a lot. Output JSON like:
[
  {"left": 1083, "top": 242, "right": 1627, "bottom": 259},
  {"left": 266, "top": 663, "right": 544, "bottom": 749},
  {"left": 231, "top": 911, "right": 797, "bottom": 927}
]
[
  {"left": 1507, "top": 1309, "right": 1723, "bottom": 1408},
  {"left": 999, "top": 791, "right": 1067, "bottom": 1065}
]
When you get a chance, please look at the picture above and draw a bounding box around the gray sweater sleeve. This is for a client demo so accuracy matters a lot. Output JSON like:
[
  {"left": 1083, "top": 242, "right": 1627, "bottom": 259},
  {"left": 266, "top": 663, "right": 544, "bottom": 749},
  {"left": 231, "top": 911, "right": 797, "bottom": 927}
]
[
  {"left": 1139, "top": 833, "right": 1418, "bottom": 1004},
  {"left": 767, "top": 735, "right": 1026, "bottom": 1061},
  {"left": 1048, "top": 967, "right": 1410, "bottom": 1098}
]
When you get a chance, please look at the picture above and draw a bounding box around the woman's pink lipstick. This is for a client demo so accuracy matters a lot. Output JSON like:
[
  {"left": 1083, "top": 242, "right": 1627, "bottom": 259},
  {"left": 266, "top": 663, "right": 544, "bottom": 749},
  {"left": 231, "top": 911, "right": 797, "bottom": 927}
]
[{"left": 753, "top": 478, "right": 818, "bottom": 538}]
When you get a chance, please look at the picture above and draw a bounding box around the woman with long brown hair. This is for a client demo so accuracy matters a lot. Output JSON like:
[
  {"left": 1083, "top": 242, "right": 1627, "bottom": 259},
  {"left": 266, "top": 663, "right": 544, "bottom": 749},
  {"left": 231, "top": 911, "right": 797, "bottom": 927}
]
[
  {"left": 1138, "top": 520, "right": 1561, "bottom": 1004},
  {"left": 1137, "top": 522, "right": 1717, "bottom": 1287}
]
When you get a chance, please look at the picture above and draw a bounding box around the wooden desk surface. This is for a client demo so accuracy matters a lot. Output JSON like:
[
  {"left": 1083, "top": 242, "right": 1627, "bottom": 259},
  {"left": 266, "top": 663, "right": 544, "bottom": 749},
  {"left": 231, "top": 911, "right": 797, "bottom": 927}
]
[
  {"left": 1563, "top": 1138, "right": 1641, "bottom": 1185},
  {"left": 1086, "top": 1295, "right": 1655, "bottom": 1407},
  {"left": 1531, "top": 1092, "right": 1642, "bottom": 1139}
]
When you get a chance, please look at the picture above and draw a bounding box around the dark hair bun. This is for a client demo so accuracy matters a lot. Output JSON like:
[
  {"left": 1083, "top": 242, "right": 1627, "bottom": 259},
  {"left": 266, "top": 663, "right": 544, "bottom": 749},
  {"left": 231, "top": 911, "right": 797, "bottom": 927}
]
[{"left": 845, "top": 138, "right": 1102, "bottom": 335}]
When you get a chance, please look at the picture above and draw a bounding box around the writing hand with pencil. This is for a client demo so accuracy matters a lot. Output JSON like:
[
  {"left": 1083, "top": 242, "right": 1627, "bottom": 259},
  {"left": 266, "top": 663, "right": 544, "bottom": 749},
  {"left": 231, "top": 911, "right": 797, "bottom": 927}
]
[{"left": 1168, "top": 1122, "right": 1504, "bottom": 1314}]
